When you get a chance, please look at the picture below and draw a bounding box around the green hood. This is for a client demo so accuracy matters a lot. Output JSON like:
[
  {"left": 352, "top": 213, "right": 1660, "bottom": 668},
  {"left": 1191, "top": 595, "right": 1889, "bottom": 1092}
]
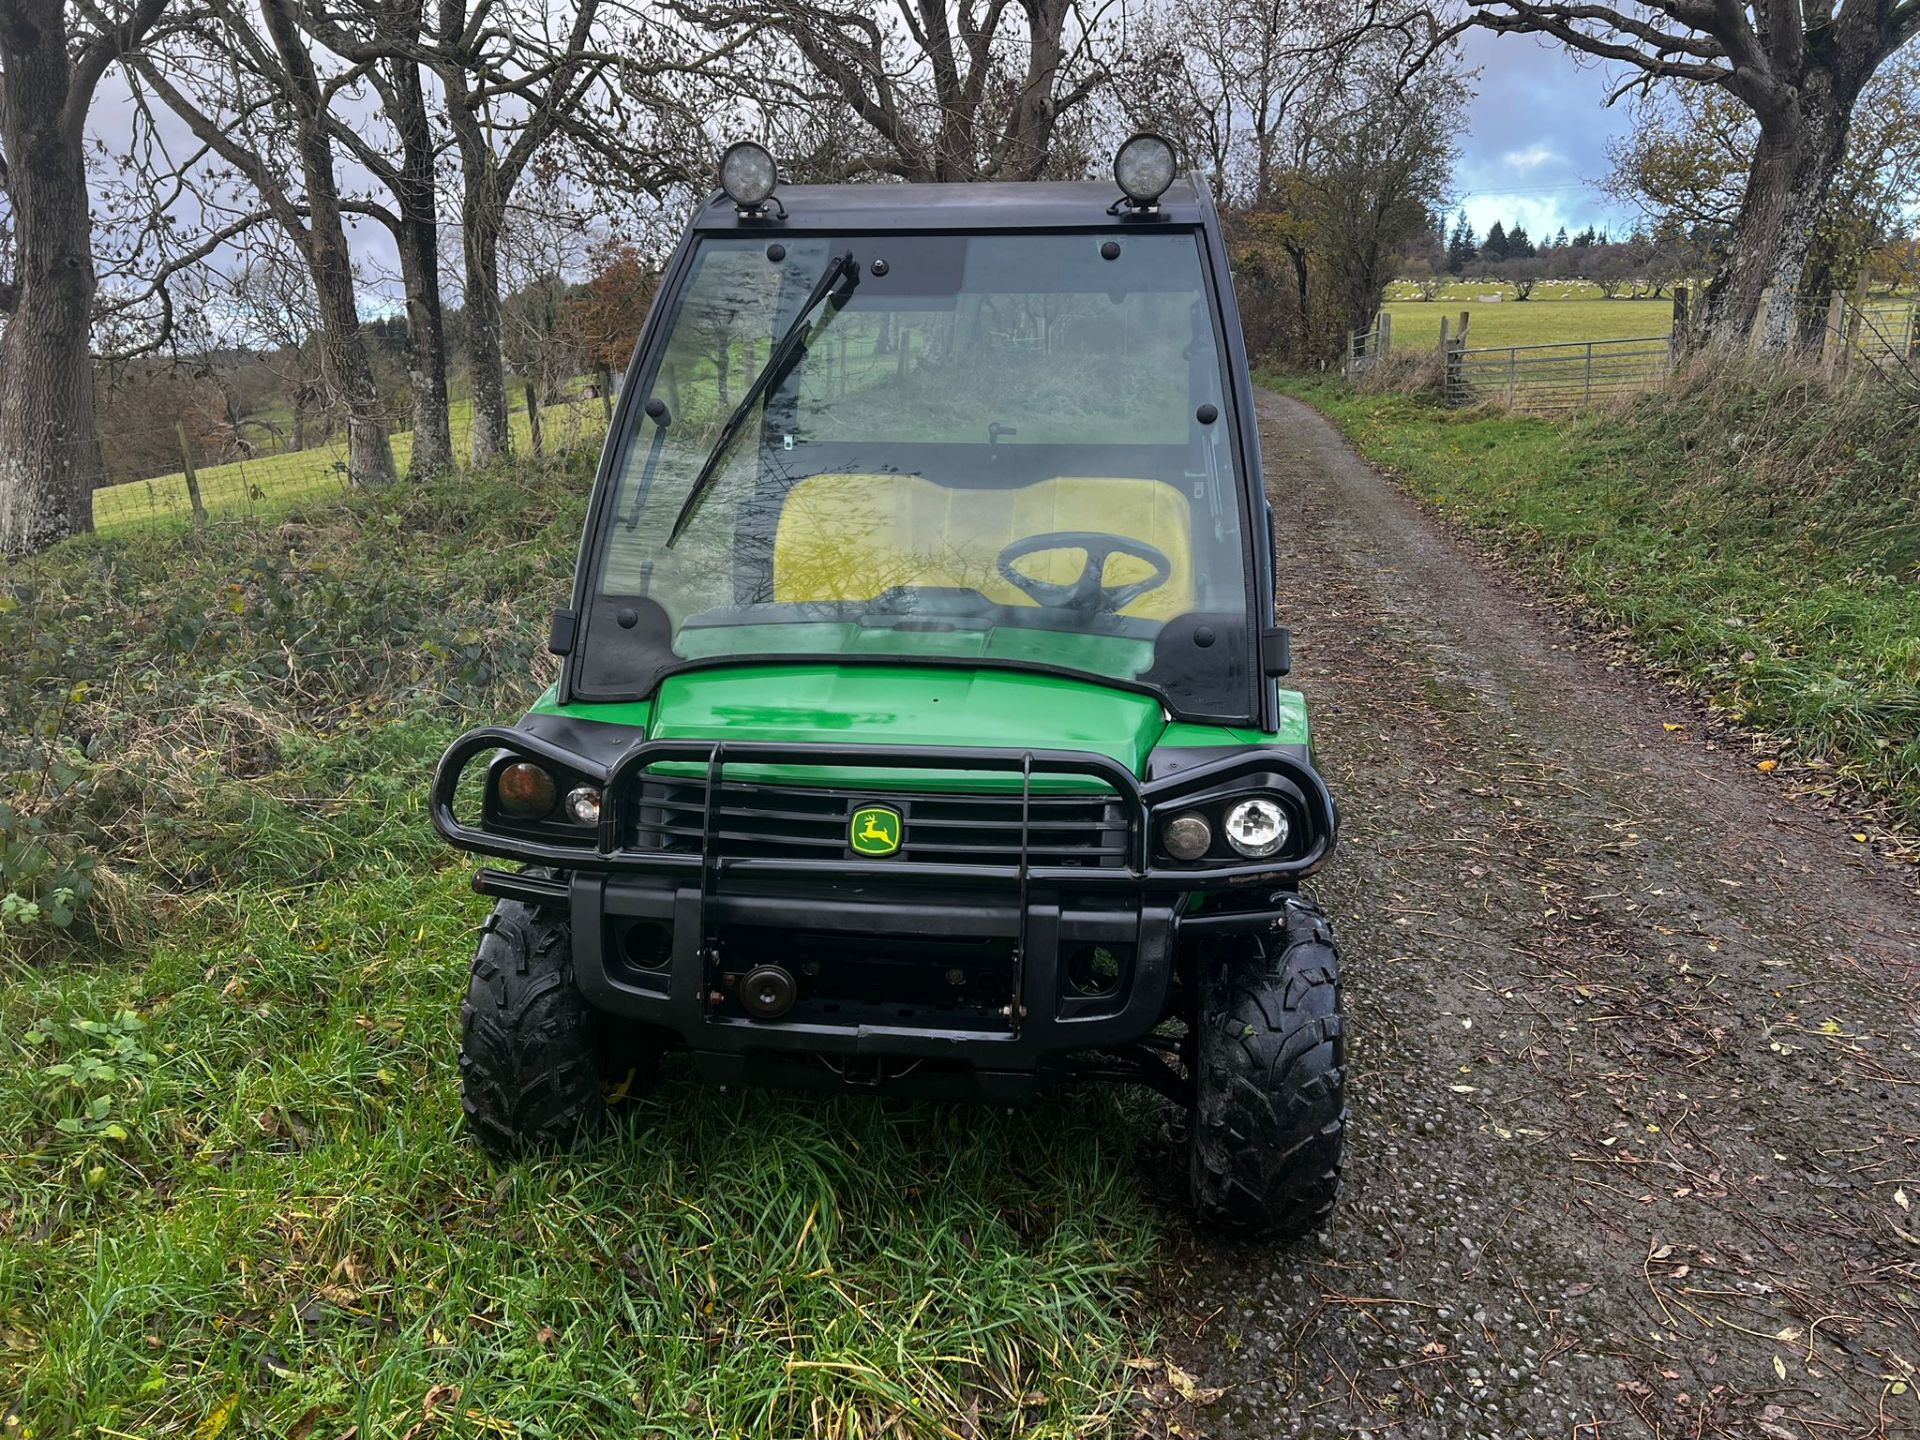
[
  {"left": 646, "top": 663, "right": 1164, "bottom": 788},
  {"left": 527, "top": 664, "right": 1312, "bottom": 793}
]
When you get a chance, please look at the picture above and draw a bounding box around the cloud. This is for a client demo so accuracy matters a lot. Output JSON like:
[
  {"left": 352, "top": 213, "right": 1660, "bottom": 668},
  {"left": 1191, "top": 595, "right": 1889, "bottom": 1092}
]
[
  {"left": 1449, "top": 29, "right": 1642, "bottom": 239},
  {"left": 1501, "top": 145, "right": 1559, "bottom": 173}
]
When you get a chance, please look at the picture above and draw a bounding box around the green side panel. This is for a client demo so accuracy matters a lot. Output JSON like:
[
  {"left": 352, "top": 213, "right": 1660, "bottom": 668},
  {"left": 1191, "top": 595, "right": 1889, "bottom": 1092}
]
[{"left": 1156, "top": 688, "right": 1311, "bottom": 749}]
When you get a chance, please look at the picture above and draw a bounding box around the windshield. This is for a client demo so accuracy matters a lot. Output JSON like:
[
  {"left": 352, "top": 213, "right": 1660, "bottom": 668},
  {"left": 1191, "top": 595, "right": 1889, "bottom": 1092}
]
[{"left": 574, "top": 229, "right": 1254, "bottom": 718}]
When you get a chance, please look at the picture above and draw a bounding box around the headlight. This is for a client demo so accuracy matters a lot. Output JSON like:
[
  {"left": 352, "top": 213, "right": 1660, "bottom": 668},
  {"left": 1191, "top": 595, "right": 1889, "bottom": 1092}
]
[
  {"left": 1161, "top": 812, "right": 1211, "bottom": 861},
  {"left": 565, "top": 785, "right": 602, "bottom": 826},
  {"left": 1223, "top": 797, "right": 1288, "bottom": 858},
  {"left": 496, "top": 761, "right": 557, "bottom": 819}
]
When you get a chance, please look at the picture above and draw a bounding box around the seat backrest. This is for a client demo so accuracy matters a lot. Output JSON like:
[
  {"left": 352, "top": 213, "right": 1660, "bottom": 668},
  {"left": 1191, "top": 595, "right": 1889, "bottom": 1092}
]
[{"left": 772, "top": 473, "right": 1194, "bottom": 620}]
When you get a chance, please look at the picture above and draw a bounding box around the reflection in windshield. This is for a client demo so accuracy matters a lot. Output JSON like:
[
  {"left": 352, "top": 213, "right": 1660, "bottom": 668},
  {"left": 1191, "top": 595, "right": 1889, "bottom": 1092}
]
[{"left": 580, "top": 230, "right": 1249, "bottom": 709}]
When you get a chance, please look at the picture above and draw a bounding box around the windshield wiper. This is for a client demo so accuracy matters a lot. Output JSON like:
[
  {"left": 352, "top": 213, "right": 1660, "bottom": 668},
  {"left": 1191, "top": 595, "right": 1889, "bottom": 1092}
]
[{"left": 666, "top": 250, "right": 860, "bottom": 547}]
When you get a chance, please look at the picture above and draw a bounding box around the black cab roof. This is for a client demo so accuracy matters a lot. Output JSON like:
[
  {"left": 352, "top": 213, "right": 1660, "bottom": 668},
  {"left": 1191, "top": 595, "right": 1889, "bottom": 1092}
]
[{"left": 690, "top": 175, "right": 1213, "bottom": 233}]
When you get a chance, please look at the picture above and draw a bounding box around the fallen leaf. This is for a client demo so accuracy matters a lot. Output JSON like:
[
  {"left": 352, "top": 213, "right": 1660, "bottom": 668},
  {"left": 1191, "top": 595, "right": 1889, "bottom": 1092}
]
[
  {"left": 1773, "top": 1354, "right": 1788, "bottom": 1381},
  {"left": 1896, "top": 1188, "right": 1910, "bottom": 1213},
  {"left": 1756, "top": 759, "right": 1778, "bottom": 773},
  {"left": 194, "top": 1394, "right": 241, "bottom": 1440},
  {"left": 1164, "top": 1361, "right": 1225, "bottom": 1406},
  {"left": 1663, "top": 722, "right": 1685, "bottom": 733}
]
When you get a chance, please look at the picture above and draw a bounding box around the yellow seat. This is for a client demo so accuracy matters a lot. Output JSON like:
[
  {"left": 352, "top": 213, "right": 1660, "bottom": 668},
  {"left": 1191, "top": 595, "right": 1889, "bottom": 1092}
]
[{"left": 772, "top": 473, "right": 1193, "bottom": 620}]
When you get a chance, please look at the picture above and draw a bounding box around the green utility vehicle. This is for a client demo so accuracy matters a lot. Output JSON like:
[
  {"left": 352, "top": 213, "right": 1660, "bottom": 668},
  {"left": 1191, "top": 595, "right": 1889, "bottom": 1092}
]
[{"left": 432, "top": 137, "right": 1345, "bottom": 1236}]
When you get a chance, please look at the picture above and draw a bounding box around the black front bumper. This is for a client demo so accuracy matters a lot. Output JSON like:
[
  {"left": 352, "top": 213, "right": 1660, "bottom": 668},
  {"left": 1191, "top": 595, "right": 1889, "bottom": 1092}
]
[{"left": 433, "top": 730, "right": 1336, "bottom": 1094}]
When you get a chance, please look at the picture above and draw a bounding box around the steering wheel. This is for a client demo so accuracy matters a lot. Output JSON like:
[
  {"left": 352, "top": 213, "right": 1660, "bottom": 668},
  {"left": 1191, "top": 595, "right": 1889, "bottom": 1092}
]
[{"left": 996, "top": 531, "right": 1173, "bottom": 614}]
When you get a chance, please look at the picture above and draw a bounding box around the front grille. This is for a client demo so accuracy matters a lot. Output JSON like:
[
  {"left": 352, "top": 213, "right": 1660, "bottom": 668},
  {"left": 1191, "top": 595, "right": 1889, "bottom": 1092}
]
[{"left": 627, "top": 777, "right": 1130, "bottom": 869}]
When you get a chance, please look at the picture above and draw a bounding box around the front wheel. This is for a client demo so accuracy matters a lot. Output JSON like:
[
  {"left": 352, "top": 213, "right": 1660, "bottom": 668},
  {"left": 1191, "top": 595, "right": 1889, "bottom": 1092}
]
[
  {"left": 1188, "top": 897, "right": 1346, "bottom": 1239},
  {"left": 459, "top": 895, "right": 627, "bottom": 1161}
]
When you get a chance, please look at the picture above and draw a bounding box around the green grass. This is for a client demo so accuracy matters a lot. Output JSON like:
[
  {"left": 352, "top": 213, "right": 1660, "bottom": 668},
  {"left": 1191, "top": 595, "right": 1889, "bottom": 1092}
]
[
  {"left": 1, "top": 457, "right": 1161, "bottom": 1436},
  {"left": 1269, "top": 368, "right": 1920, "bottom": 825},
  {"left": 92, "top": 389, "right": 611, "bottom": 535},
  {"left": 1381, "top": 296, "right": 1676, "bottom": 350}
]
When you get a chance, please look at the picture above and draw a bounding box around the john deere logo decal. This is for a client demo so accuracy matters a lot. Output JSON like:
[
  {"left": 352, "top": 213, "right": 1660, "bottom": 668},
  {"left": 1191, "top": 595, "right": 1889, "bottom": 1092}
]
[{"left": 850, "top": 805, "right": 902, "bottom": 856}]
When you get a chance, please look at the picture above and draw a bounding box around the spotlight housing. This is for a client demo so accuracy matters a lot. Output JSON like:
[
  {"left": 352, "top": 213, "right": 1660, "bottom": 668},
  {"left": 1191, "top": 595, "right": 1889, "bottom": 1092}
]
[
  {"left": 719, "top": 141, "right": 779, "bottom": 215},
  {"left": 1223, "top": 797, "right": 1289, "bottom": 859},
  {"left": 1113, "top": 133, "right": 1177, "bottom": 208}
]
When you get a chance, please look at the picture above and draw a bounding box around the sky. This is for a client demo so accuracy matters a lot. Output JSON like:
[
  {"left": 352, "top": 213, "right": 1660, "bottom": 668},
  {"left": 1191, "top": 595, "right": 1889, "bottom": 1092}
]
[{"left": 1448, "top": 30, "right": 1643, "bottom": 244}]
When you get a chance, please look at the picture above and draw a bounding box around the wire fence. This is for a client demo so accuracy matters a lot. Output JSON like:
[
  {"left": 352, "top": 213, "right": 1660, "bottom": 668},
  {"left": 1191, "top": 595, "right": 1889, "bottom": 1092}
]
[
  {"left": 90, "top": 381, "right": 616, "bottom": 535},
  {"left": 1840, "top": 300, "right": 1919, "bottom": 380},
  {"left": 1347, "top": 290, "right": 1918, "bottom": 412}
]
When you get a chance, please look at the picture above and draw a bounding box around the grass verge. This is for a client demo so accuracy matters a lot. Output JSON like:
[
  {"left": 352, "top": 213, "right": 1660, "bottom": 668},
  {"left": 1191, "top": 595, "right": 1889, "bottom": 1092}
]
[
  {"left": 1, "top": 456, "right": 1161, "bottom": 1437},
  {"left": 1267, "top": 364, "right": 1920, "bottom": 828}
]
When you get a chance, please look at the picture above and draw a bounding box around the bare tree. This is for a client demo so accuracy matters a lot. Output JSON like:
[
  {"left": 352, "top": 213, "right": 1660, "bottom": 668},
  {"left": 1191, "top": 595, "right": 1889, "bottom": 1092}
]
[
  {"left": 419, "top": 0, "right": 739, "bottom": 464},
  {"left": 1438, "top": 0, "right": 1920, "bottom": 352},
  {"left": 678, "top": 0, "right": 1115, "bottom": 182},
  {"left": 1298, "top": 61, "right": 1464, "bottom": 351},
  {"left": 1113, "top": 0, "right": 1349, "bottom": 207},
  {"left": 1, "top": 0, "right": 173, "bottom": 554},
  {"left": 130, "top": 0, "right": 399, "bottom": 485},
  {"left": 297, "top": 1, "right": 456, "bottom": 474}
]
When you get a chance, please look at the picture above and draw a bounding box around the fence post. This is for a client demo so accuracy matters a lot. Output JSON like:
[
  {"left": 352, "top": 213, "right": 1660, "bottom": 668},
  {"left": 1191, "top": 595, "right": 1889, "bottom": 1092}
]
[
  {"left": 175, "top": 422, "right": 206, "bottom": 530},
  {"left": 1584, "top": 342, "right": 1593, "bottom": 404},
  {"left": 1821, "top": 289, "right": 1849, "bottom": 378},
  {"left": 1670, "top": 285, "right": 1689, "bottom": 356},
  {"left": 1378, "top": 310, "right": 1393, "bottom": 360},
  {"left": 525, "top": 382, "right": 543, "bottom": 456}
]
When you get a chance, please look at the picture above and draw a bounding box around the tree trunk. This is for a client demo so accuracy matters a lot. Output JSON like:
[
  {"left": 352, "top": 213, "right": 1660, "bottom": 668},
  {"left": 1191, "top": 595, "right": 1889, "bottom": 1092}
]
[
  {"left": 1699, "top": 88, "right": 1852, "bottom": 354},
  {"left": 462, "top": 187, "right": 511, "bottom": 465},
  {"left": 0, "top": 0, "right": 101, "bottom": 555},
  {"left": 389, "top": 58, "right": 452, "bottom": 476},
  {"left": 260, "top": 0, "right": 396, "bottom": 485}
]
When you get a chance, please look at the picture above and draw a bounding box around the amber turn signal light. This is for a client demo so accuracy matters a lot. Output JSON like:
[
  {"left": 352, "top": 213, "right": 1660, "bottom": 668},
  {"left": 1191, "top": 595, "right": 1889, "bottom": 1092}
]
[{"left": 496, "top": 761, "right": 557, "bottom": 819}]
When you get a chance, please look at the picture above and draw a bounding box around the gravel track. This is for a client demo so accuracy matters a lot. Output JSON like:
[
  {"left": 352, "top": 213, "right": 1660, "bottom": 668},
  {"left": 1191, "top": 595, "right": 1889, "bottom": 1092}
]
[{"left": 1163, "top": 391, "right": 1920, "bottom": 1439}]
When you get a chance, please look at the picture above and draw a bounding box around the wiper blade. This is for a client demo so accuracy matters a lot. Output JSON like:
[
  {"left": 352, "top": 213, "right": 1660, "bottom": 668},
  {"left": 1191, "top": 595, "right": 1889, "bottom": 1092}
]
[{"left": 666, "top": 250, "right": 860, "bottom": 547}]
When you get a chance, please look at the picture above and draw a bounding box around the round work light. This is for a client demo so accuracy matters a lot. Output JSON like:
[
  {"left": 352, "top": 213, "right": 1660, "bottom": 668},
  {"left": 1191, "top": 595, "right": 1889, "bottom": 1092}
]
[
  {"left": 1223, "top": 797, "right": 1288, "bottom": 859},
  {"left": 1113, "top": 133, "right": 1177, "bottom": 206},
  {"left": 719, "top": 141, "right": 778, "bottom": 210},
  {"left": 496, "top": 761, "right": 557, "bottom": 819},
  {"left": 1162, "top": 812, "right": 1212, "bottom": 862}
]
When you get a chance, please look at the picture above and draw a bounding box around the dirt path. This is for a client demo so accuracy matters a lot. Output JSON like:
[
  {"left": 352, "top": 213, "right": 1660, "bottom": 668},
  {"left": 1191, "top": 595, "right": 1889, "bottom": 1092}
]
[{"left": 1164, "top": 391, "right": 1920, "bottom": 1439}]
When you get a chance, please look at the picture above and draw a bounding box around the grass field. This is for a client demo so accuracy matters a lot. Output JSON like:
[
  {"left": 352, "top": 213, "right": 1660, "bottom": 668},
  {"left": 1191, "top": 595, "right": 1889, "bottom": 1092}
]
[
  {"left": 92, "top": 389, "right": 611, "bottom": 535},
  {"left": 1380, "top": 296, "right": 1676, "bottom": 350},
  {"left": 0, "top": 461, "right": 1164, "bottom": 1438},
  {"left": 1270, "top": 367, "right": 1920, "bottom": 827}
]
